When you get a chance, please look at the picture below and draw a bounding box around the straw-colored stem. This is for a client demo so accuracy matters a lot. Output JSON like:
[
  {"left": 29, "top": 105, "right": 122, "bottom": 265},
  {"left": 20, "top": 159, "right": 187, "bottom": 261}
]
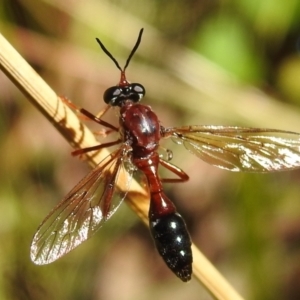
[{"left": 0, "top": 33, "right": 244, "bottom": 300}]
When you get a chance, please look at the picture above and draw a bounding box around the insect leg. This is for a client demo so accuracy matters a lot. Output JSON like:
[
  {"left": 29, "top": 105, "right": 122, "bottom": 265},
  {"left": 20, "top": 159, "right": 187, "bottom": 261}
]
[
  {"left": 72, "top": 139, "right": 122, "bottom": 156},
  {"left": 80, "top": 108, "right": 118, "bottom": 131},
  {"left": 60, "top": 96, "right": 118, "bottom": 132},
  {"left": 159, "top": 159, "right": 189, "bottom": 183}
]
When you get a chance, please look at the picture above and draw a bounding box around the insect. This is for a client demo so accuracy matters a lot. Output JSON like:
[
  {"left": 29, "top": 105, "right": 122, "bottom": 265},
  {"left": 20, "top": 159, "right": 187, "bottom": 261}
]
[{"left": 31, "top": 28, "right": 300, "bottom": 282}]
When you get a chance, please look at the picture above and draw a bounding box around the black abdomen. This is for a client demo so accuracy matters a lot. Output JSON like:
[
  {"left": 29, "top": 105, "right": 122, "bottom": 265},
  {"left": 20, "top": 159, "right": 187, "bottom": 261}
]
[{"left": 149, "top": 212, "right": 193, "bottom": 282}]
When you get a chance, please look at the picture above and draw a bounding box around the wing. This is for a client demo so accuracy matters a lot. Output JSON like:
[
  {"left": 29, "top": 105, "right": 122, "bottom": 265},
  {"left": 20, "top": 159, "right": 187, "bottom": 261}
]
[
  {"left": 165, "top": 125, "right": 300, "bottom": 172},
  {"left": 30, "top": 147, "right": 134, "bottom": 265}
]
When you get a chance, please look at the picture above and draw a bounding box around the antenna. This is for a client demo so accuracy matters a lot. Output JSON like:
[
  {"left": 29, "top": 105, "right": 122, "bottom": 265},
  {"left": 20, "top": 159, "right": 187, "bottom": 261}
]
[{"left": 96, "top": 28, "right": 144, "bottom": 71}]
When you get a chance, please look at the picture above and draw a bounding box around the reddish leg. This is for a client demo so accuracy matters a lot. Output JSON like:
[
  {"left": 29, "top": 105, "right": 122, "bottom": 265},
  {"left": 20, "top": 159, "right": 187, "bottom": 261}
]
[
  {"left": 72, "top": 139, "right": 122, "bottom": 156},
  {"left": 60, "top": 96, "right": 118, "bottom": 132},
  {"left": 90, "top": 105, "right": 117, "bottom": 137},
  {"left": 80, "top": 108, "right": 118, "bottom": 131},
  {"left": 93, "top": 128, "right": 116, "bottom": 138},
  {"left": 60, "top": 96, "right": 93, "bottom": 121},
  {"left": 95, "top": 104, "right": 111, "bottom": 119},
  {"left": 159, "top": 159, "right": 189, "bottom": 183}
]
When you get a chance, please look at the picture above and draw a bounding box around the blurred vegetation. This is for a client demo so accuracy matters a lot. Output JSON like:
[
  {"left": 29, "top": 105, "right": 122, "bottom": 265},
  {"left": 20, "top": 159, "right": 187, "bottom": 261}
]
[{"left": 0, "top": 0, "right": 300, "bottom": 299}]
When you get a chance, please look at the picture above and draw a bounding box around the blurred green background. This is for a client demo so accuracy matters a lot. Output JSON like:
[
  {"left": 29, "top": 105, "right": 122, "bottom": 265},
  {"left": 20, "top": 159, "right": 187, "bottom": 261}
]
[{"left": 1, "top": 0, "right": 300, "bottom": 299}]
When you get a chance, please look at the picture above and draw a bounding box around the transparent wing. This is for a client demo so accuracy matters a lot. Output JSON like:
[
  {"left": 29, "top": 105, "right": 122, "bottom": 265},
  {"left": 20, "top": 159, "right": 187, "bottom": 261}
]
[
  {"left": 166, "top": 125, "right": 300, "bottom": 172},
  {"left": 30, "top": 147, "right": 134, "bottom": 265}
]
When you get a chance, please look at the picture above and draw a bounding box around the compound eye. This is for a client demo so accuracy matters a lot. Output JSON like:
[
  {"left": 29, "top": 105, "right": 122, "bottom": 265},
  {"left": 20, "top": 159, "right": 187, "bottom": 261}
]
[
  {"left": 130, "top": 83, "right": 145, "bottom": 102},
  {"left": 103, "top": 86, "right": 122, "bottom": 105}
]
